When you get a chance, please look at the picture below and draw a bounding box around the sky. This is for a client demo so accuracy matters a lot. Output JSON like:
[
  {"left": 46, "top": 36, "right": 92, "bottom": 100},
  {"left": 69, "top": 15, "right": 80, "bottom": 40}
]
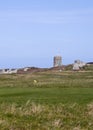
[{"left": 0, "top": 0, "right": 93, "bottom": 68}]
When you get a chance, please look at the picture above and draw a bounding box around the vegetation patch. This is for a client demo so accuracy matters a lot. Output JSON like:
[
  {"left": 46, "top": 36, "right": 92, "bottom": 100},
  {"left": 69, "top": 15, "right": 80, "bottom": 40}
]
[{"left": 0, "top": 70, "right": 93, "bottom": 129}]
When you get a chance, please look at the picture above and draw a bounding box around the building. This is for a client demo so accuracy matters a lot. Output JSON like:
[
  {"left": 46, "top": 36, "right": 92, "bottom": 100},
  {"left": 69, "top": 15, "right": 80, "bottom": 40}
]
[
  {"left": 53, "top": 56, "right": 62, "bottom": 67},
  {"left": 73, "top": 60, "right": 86, "bottom": 71},
  {"left": 0, "top": 69, "right": 18, "bottom": 74}
]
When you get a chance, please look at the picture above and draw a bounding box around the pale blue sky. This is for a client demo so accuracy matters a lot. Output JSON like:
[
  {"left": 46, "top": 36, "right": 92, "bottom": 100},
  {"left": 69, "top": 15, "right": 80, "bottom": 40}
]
[{"left": 0, "top": 0, "right": 93, "bottom": 68}]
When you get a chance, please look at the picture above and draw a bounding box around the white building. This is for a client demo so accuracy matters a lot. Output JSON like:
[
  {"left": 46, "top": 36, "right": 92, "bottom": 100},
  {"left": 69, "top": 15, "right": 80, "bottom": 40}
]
[
  {"left": 0, "top": 69, "right": 18, "bottom": 74},
  {"left": 73, "top": 60, "right": 86, "bottom": 71}
]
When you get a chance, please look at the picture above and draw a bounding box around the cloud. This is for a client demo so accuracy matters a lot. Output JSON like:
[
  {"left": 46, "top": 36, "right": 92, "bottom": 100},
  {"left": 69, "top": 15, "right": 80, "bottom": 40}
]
[{"left": 0, "top": 9, "right": 93, "bottom": 24}]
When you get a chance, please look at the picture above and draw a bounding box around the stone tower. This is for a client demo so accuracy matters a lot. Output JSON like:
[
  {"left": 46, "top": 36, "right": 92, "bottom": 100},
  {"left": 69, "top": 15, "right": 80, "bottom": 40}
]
[{"left": 53, "top": 56, "right": 62, "bottom": 67}]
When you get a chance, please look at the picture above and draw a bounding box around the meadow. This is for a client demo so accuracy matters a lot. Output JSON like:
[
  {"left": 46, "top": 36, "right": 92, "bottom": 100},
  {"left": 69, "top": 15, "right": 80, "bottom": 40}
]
[{"left": 0, "top": 68, "right": 93, "bottom": 129}]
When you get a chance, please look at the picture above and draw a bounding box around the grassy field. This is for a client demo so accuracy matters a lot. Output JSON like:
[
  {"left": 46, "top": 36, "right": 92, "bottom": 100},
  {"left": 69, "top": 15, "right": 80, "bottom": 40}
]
[{"left": 0, "top": 69, "right": 93, "bottom": 129}]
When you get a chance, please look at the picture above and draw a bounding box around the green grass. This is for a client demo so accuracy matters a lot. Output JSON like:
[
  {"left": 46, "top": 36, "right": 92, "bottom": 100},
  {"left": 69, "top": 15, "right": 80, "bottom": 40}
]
[
  {"left": 0, "top": 70, "right": 93, "bottom": 129},
  {"left": 0, "top": 87, "right": 93, "bottom": 105}
]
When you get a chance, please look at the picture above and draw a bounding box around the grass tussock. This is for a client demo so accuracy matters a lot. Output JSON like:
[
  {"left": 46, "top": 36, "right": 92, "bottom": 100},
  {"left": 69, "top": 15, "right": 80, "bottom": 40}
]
[{"left": 0, "top": 101, "right": 93, "bottom": 129}]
